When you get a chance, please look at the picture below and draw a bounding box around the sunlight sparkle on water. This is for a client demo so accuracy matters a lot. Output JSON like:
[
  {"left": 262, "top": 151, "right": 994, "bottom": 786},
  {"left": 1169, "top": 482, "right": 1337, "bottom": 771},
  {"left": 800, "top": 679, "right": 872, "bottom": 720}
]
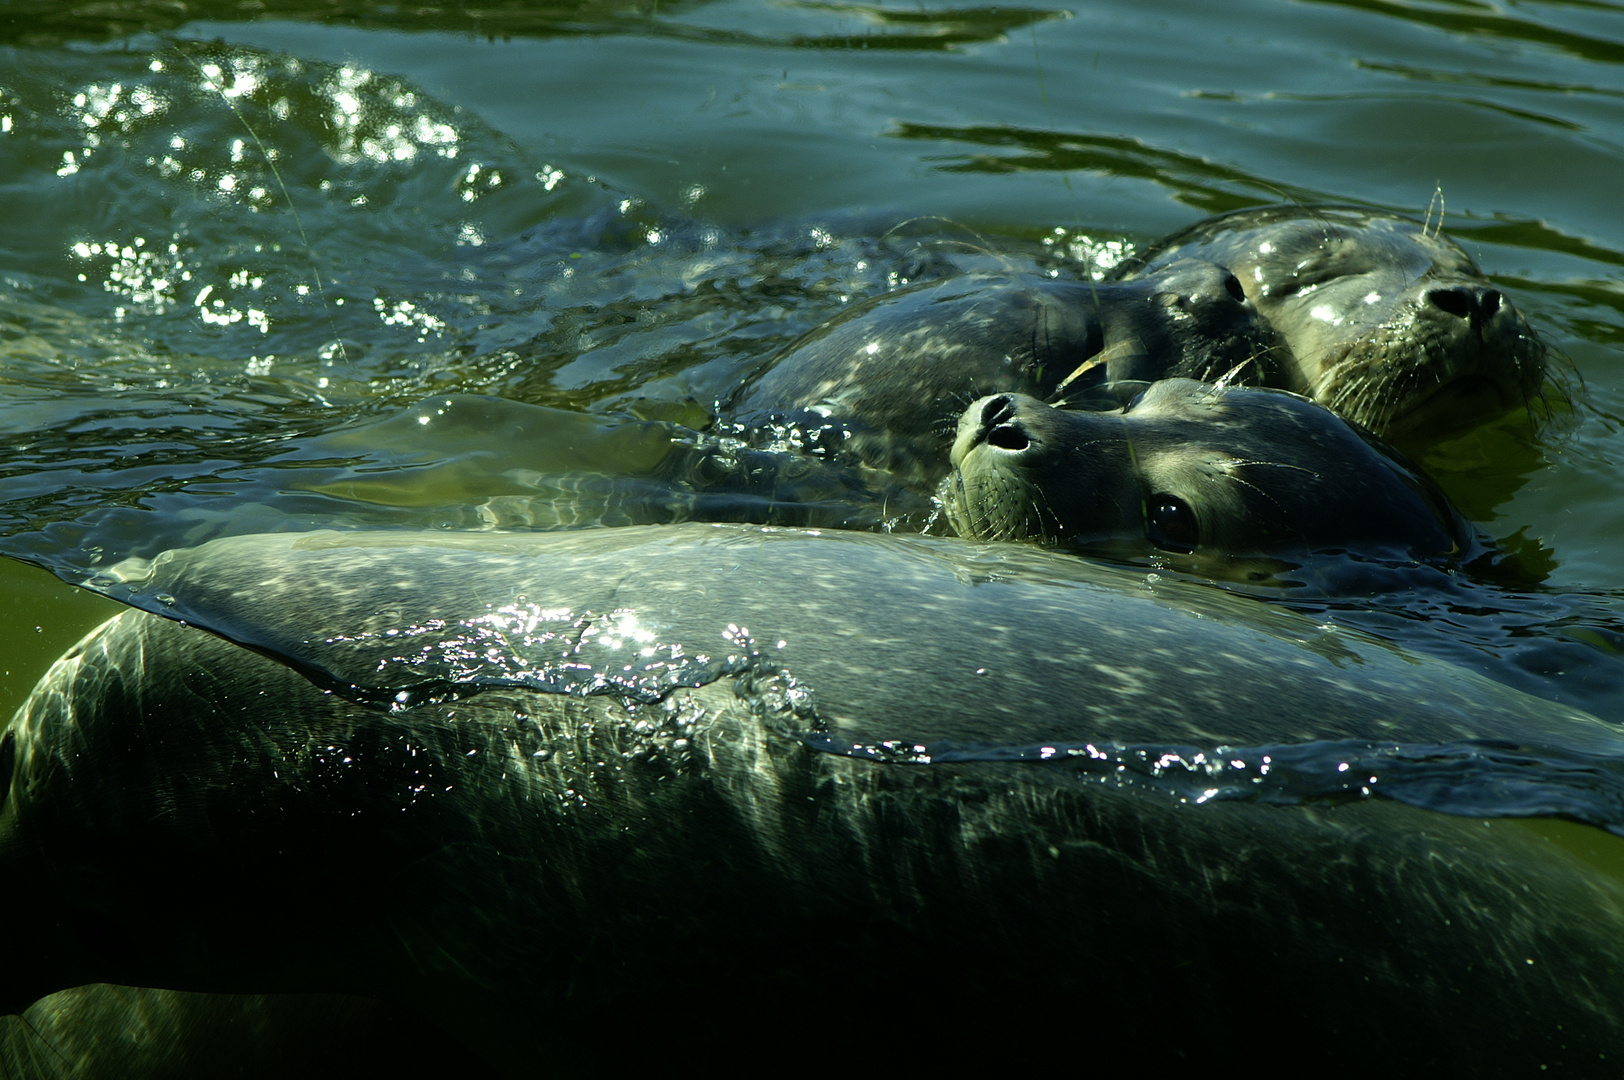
[
  {"left": 71, "top": 235, "right": 194, "bottom": 314},
  {"left": 467, "top": 603, "right": 575, "bottom": 640},
  {"left": 1042, "top": 227, "right": 1135, "bottom": 280},
  {"left": 585, "top": 610, "right": 658, "bottom": 653},
  {"left": 373, "top": 297, "right": 446, "bottom": 341},
  {"left": 313, "top": 63, "right": 463, "bottom": 165}
]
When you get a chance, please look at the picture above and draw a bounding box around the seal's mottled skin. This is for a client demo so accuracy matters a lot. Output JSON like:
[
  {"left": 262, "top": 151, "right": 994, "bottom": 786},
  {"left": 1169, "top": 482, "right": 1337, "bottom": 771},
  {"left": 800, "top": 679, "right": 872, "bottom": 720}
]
[
  {"left": 1, "top": 988, "right": 491, "bottom": 1080},
  {"left": 1112, "top": 206, "right": 1548, "bottom": 440},
  {"left": 941, "top": 379, "right": 1467, "bottom": 562},
  {"left": 730, "top": 262, "right": 1284, "bottom": 485},
  {"left": 3, "top": 526, "right": 1623, "bottom": 1073}
]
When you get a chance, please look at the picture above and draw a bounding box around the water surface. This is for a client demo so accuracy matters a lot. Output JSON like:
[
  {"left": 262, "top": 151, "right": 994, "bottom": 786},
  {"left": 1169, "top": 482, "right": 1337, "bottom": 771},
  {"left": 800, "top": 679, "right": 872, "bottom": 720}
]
[{"left": 2, "top": 2, "right": 1623, "bottom": 831}]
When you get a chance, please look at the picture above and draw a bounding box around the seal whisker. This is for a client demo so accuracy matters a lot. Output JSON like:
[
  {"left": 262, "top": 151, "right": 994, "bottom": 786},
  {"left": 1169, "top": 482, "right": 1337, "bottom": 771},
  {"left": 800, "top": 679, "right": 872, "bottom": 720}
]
[
  {"left": 1422, "top": 185, "right": 1445, "bottom": 240},
  {"left": 878, "top": 214, "right": 1014, "bottom": 271},
  {"left": 1224, "top": 468, "right": 1310, "bottom": 540},
  {"left": 1212, "top": 359, "right": 1256, "bottom": 391},
  {"left": 1221, "top": 458, "right": 1322, "bottom": 478},
  {"left": 1027, "top": 481, "right": 1063, "bottom": 543}
]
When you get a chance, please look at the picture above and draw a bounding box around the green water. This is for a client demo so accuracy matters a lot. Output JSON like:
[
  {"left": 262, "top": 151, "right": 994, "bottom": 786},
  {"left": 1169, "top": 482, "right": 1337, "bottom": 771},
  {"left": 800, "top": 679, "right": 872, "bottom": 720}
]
[{"left": 2, "top": 3, "right": 1624, "bottom": 832}]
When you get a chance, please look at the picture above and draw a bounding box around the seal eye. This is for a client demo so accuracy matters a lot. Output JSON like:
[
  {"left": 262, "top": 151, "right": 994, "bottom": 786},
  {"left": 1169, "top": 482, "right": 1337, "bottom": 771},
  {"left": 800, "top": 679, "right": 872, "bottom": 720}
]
[{"left": 1146, "top": 494, "right": 1198, "bottom": 553}]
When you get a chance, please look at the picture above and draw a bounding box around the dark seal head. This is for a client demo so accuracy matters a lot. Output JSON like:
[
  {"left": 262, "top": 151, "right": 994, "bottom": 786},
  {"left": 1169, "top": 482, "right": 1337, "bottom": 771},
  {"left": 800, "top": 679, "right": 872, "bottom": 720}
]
[
  {"left": 728, "top": 262, "right": 1284, "bottom": 485},
  {"left": 1112, "top": 206, "right": 1548, "bottom": 441},
  {"left": 941, "top": 379, "right": 1468, "bottom": 565}
]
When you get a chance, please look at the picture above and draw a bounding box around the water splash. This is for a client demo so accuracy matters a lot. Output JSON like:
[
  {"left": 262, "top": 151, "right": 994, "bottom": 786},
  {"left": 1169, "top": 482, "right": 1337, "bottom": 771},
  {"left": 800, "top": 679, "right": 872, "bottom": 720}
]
[{"left": 805, "top": 731, "right": 1624, "bottom": 834}]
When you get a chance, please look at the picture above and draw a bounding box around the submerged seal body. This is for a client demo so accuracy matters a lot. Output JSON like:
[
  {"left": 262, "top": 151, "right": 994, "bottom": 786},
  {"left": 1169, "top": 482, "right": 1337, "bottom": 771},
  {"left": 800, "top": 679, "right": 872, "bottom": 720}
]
[
  {"left": 4, "top": 526, "right": 1624, "bottom": 1072},
  {"left": 942, "top": 379, "right": 1467, "bottom": 565},
  {"left": 1, "top": 988, "right": 492, "bottom": 1080},
  {"left": 729, "top": 262, "right": 1283, "bottom": 485},
  {"left": 1112, "top": 206, "right": 1548, "bottom": 440}
]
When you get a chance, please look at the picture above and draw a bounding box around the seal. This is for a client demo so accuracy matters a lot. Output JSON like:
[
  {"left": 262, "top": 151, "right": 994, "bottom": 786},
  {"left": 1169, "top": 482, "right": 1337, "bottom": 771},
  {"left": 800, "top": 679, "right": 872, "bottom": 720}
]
[
  {"left": 940, "top": 379, "right": 1468, "bottom": 564},
  {"left": 4, "top": 526, "right": 1624, "bottom": 1073},
  {"left": 728, "top": 261, "right": 1284, "bottom": 486},
  {"left": 1111, "top": 205, "right": 1549, "bottom": 440},
  {"left": 1, "top": 988, "right": 493, "bottom": 1080}
]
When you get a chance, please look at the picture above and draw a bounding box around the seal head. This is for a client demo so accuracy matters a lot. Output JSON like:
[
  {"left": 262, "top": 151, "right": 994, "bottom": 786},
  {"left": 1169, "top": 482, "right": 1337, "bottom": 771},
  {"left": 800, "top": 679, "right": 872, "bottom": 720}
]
[
  {"left": 1113, "top": 206, "right": 1548, "bottom": 440},
  {"left": 729, "top": 262, "right": 1284, "bottom": 485},
  {"left": 941, "top": 380, "right": 1468, "bottom": 564}
]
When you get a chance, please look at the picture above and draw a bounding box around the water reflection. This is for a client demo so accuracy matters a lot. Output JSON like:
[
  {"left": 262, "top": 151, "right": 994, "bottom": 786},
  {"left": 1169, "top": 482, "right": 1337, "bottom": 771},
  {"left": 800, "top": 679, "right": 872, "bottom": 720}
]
[
  {"left": 1302, "top": 0, "right": 1624, "bottom": 68},
  {"left": 893, "top": 120, "right": 1327, "bottom": 214}
]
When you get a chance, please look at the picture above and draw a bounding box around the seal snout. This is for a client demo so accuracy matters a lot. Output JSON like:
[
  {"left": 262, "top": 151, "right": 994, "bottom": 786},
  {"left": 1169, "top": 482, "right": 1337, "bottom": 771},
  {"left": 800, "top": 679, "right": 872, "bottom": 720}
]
[
  {"left": 952, "top": 393, "right": 1043, "bottom": 467},
  {"left": 1425, "top": 283, "right": 1503, "bottom": 331},
  {"left": 980, "top": 395, "right": 1031, "bottom": 452}
]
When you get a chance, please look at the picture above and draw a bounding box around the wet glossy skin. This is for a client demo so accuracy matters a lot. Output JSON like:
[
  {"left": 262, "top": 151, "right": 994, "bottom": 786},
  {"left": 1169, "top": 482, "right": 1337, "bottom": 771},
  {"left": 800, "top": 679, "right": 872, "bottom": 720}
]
[
  {"left": 3, "top": 526, "right": 1624, "bottom": 1073},
  {"left": 1112, "top": 206, "right": 1548, "bottom": 440},
  {"left": 729, "top": 261, "right": 1284, "bottom": 485},
  {"left": 942, "top": 379, "right": 1467, "bottom": 563}
]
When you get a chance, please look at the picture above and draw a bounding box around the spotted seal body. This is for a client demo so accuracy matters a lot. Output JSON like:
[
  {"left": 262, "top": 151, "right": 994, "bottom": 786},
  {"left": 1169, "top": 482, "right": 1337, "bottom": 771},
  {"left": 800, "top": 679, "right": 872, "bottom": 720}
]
[
  {"left": 942, "top": 379, "right": 1467, "bottom": 564},
  {"left": 729, "top": 262, "right": 1284, "bottom": 485},
  {"left": 4, "top": 526, "right": 1624, "bottom": 1072},
  {"left": 1112, "top": 206, "right": 1548, "bottom": 440}
]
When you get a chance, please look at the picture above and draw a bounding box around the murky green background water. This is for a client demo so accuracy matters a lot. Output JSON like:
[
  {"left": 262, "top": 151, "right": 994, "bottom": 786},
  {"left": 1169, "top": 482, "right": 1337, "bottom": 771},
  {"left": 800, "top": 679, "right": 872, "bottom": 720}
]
[{"left": 2, "top": 0, "right": 1623, "bottom": 867}]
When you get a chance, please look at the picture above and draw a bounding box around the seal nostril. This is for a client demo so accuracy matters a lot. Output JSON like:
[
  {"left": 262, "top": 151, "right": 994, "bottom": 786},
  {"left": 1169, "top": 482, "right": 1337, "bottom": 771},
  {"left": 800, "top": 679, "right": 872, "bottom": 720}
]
[
  {"left": 1482, "top": 289, "right": 1502, "bottom": 317},
  {"left": 987, "top": 423, "right": 1030, "bottom": 452},
  {"left": 981, "top": 394, "right": 1018, "bottom": 429},
  {"left": 1427, "top": 286, "right": 1475, "bottom": 320},
  {"left": 1224, "top": 271, "right": 1246, "bottom": 303}
]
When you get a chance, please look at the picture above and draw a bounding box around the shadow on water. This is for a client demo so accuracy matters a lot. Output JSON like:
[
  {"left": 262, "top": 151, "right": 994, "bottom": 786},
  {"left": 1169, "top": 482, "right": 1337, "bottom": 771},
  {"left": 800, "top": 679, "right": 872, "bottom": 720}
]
[
  {"left": 1356, "top": 56, "right": 1624, "bottom": 99},
  {"left": 1302, "top": 0, "right": 1624, "bottom": 69},
  {"left": 0, "top": 0, "right": 1065, "bottom": 50},
  {"left": 892, "top": 120, "right": 1332, "bottom": 216}
]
